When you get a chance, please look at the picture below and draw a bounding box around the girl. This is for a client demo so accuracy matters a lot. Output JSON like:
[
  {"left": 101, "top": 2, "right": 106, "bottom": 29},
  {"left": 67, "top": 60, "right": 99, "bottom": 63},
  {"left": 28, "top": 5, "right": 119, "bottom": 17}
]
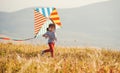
[{"left": 41, "top": 24, "right": 57, "bottom": 57}]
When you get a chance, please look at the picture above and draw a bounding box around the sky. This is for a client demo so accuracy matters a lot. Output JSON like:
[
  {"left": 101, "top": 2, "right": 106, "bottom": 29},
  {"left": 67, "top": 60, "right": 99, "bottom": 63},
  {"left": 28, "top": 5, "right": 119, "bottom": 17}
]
[
  {"left": 0, "top": 0, "right": 120, "bottom": 49},
  {"left": 0, "top": 0, "right": 109, "bottom": 12}
]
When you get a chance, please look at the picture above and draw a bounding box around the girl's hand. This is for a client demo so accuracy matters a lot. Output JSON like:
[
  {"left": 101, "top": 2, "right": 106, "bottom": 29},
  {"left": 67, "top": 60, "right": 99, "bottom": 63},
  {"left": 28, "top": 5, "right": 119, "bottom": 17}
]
[
  {"left": 43, "top": 34, "right": 48, "bottom": 38},
  {"left": 45, "top": 35, "right": 48, "bottom": 39}
]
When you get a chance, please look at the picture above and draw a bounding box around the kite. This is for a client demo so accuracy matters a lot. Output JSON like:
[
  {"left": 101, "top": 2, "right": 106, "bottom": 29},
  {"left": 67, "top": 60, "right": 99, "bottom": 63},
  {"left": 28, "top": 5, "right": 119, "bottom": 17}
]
[
  {"left": 34, "top": 7, "right": 62, "bottom": 37},
  {"left": 0, "top": 7, "right": 62, "bottom": 41}
]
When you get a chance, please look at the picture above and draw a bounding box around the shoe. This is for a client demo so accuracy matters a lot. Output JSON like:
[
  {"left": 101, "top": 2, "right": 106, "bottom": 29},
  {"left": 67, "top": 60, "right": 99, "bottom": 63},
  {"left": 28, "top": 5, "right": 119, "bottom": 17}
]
[{"left": 41, "top": 51, "right": 44, "bottom": 56}]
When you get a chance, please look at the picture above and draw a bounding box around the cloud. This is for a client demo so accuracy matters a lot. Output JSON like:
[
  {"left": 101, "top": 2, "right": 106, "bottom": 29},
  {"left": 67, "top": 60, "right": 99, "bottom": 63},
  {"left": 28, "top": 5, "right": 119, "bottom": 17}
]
[{"left": 0, "top": 0, "right": 109, "bottom": 12}]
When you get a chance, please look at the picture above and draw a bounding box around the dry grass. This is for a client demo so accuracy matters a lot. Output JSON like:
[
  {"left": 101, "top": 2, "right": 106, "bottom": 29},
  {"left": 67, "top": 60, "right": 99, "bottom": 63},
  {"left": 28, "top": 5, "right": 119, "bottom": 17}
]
[{"left": 0, "top": 42, "right": 120, "bottom": 73}]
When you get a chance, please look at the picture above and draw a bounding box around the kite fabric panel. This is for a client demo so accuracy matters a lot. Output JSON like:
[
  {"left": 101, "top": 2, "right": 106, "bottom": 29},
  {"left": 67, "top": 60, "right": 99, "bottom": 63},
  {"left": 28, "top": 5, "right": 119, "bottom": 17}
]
[
  {"left": 35, "top": 8, "right": 54, "bottom": 17},
  {"left": 34, "top": 10, "right": 47, "bottom": 36},
  {"left": 50, "top": 8, "right": 62, "bottom": 26}
]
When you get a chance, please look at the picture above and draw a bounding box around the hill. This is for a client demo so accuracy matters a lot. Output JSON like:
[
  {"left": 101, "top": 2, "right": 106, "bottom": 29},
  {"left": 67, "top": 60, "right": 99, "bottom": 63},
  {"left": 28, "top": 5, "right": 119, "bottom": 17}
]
[{"left": 0, "top": 0, "right": 120, "bottom": 48}]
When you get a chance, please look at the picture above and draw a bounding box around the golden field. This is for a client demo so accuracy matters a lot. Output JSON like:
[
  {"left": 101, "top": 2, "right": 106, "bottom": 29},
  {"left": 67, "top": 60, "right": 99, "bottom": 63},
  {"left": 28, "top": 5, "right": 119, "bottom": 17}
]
[{"left": 0, "top": 42, "right": 120, "bottom": 73}]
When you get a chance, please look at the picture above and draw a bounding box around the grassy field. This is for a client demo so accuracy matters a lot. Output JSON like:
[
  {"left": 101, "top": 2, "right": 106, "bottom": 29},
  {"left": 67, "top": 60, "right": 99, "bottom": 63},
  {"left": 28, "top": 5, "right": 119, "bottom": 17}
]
[{"left": 0, "top": 42, "right": 120, "bottom": 73}]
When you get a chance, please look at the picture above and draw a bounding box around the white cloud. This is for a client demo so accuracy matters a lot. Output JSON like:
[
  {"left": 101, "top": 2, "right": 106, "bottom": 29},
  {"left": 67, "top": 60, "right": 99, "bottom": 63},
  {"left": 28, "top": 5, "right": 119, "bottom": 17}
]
[{"left": 0, "top": 0, "right": 109, "bottom": 12}]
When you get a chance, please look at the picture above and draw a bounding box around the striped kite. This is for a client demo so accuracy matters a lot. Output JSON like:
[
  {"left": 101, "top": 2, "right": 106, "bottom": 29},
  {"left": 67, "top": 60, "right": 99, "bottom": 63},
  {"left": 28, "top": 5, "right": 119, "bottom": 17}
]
[{"left": 34, "top": 7, "right": 62, "bottom": 37}]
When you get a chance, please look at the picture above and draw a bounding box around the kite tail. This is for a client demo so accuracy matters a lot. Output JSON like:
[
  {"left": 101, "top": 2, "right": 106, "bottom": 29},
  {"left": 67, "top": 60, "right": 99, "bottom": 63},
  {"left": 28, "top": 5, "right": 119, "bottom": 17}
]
[{"left": 0, "top": 36, "right": 36, "bottom": 41}]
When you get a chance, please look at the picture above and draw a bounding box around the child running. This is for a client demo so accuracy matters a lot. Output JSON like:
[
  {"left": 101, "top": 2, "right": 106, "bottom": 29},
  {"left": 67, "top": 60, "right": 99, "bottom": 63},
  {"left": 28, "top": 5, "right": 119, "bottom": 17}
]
[{"left": 41, "top": 24, "right": 57, "bottom": 57}]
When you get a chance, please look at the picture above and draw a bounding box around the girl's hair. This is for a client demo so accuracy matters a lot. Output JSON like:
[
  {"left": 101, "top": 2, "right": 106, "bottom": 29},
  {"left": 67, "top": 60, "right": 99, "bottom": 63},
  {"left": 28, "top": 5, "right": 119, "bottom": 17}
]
[
  {"left": 46, "top": 28, "right": 49, "bottom": 31},
  {"left": 49, "top": 24, "right": 56, "bottom": 29}
]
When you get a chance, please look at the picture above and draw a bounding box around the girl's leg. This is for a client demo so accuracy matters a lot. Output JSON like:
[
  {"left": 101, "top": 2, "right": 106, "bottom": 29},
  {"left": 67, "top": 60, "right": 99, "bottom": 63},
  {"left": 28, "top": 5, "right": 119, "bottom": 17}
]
[
  {"left": 42, "top": 43, "right": 55, "bottom": 57},
  {"left": 49, "top": 43, "right": 55, "bottom": 57},
  {"left": 43, "top": 44, "right": 51, "bottom": 53},
  {"left": 43, "top": 49, "right": 51, "bottom": 52}
]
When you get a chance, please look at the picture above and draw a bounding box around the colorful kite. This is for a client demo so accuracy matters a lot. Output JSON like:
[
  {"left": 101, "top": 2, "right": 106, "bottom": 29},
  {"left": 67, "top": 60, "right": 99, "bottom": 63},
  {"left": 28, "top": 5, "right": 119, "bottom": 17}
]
[
  {"left": 34, "top": 7, "right": 62, "bottom": 37},
  {"left": 0, "top": 7, "right": 62, "bottom": 41}
]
